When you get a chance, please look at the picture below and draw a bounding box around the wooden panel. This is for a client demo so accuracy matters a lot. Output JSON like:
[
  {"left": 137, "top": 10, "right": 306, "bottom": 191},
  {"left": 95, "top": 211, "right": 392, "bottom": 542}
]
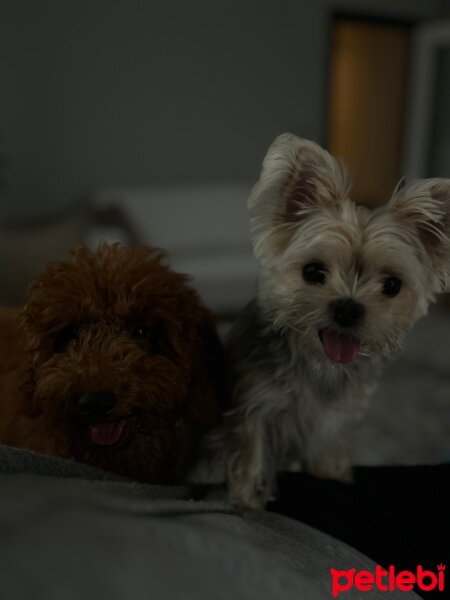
[{"left": 328, "top": 20, "right": 410, "bottom": 207}]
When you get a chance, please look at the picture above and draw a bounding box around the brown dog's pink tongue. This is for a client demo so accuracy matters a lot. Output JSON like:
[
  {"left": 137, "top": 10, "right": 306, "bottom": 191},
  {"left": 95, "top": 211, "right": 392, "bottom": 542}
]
[
  {"left": 89, "top": 420, "right": 126, "bottom": 446},
  {"left": 321, "top": 328, "right": 360, "bottom": 364}
]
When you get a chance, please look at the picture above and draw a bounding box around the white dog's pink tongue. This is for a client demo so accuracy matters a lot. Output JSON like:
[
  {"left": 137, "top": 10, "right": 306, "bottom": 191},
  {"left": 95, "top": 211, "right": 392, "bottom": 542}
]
[
  {"left": 321, "top": 328, "right": 360, "bottom": 364},
  {"left": 89, "top": 420, "right": 126, "bottom": 446}
]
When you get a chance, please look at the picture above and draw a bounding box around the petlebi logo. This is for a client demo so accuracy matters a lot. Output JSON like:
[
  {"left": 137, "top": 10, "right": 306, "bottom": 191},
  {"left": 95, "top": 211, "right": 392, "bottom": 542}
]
[{"left": 330, "top": 564, "right": 446, "bottom": 597}]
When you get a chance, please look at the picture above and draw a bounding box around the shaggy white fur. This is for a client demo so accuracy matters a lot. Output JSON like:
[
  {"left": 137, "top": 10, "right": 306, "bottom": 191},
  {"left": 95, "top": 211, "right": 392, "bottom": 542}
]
[{"left": 193, "top": 133, "right": 450, "bottom": 508}]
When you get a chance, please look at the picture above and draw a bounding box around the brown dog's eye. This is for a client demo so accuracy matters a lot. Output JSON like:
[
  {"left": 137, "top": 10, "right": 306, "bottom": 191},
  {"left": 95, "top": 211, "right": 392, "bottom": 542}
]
[
  {"left": 131, "top": 326, "right": 156, "bottom": 352},
  {"left": 53, "top": 324, "right": 78, "bottom": 353},
  {"left": 130, "top": 322, "right": 172, "bottom": 356},
  {"left": 132, "top": 326, "right": 152, "bottom": 342}
]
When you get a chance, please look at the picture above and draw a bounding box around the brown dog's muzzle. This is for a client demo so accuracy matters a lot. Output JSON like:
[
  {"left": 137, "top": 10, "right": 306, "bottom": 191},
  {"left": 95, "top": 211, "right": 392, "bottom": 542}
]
[
  {"left": 78, "top": 390, "right": 117, "bottom": 422},
  {"left": 78, "top": 390, "right": 128, "bottom": 447}
]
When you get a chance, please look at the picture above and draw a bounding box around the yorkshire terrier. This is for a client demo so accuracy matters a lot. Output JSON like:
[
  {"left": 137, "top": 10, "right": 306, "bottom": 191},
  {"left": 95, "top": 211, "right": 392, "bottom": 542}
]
[
  {"left": 0, "top": 244, "right": 224, "bottom": 483},
  {"left": 194, "top": 133, "right": 450, "bottom": 508}
]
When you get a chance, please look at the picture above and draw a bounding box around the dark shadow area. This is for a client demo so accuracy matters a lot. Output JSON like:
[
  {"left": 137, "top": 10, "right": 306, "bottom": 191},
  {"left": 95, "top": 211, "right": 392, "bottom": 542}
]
[{"left": 270, "top": 465, "right": 450, "bottom": 599}]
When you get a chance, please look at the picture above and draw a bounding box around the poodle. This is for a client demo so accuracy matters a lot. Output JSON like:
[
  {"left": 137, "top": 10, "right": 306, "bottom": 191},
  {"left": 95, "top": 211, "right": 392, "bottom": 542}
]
[{"left": 0, "top": 243, "right": 225, "bottom": 483}]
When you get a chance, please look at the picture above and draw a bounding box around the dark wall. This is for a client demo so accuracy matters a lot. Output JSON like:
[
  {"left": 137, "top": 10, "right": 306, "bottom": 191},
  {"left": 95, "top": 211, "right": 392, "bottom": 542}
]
[
  {"left": 0, "top": 0, "right": 328, "bottom": 219},
  {"left": 0, "top": 0, "right": 444, "bottom": 220}
]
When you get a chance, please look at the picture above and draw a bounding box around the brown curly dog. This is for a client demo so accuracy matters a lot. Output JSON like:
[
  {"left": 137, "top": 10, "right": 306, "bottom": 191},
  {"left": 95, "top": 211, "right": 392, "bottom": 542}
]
[{"left": 0, "top": 244, "right": 225, "bottom": 483}]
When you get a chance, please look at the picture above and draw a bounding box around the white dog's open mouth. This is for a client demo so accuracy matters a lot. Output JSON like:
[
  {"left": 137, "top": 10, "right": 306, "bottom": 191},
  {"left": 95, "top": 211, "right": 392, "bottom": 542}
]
[
  {"left": 88, "top": 419, "right": 127, "bottom": 446},
  {"left": 319, "top": 328, "right": 361, "bottom": 364}
]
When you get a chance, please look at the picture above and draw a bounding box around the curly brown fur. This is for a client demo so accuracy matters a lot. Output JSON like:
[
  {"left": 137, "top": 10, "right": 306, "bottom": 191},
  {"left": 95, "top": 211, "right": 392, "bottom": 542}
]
[{"left": 0, "top": 243, "right": 225, "bottom": 483}]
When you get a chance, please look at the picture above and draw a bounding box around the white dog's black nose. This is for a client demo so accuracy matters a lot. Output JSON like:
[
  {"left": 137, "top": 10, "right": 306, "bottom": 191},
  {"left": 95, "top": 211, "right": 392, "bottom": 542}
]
[
  {"left": 331, "top": 298, "right": 365, "bottom": 328},
  {"left": 78, "top": 391, "right": 117, "bottom": 421}
]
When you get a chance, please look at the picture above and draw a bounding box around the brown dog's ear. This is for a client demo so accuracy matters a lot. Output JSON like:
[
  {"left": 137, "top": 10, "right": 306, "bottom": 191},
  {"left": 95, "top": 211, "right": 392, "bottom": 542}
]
[
  {"left": 390, "top": 178, "right": 450, "bottom": 290},
  {"left": 248, "top": 133, "right": 350, "bottom": 260}
]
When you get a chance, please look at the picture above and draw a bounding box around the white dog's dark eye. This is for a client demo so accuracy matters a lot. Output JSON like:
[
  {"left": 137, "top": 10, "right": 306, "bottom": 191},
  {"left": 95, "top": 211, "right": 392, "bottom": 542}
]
[
  {"left": 382, "top": 276, "right": 402, "bottom": 298},
  {"left": 53, "top": 324, "right": 78, "bottom": 353},
  {"left": 303, "top": 262, "right": 327, "bottom": 285}
]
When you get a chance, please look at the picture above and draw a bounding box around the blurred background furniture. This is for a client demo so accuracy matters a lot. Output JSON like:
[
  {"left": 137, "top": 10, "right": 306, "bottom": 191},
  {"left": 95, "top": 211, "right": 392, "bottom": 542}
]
[{"left": 87, "top": 184, "right": 256, "bottom": 314}]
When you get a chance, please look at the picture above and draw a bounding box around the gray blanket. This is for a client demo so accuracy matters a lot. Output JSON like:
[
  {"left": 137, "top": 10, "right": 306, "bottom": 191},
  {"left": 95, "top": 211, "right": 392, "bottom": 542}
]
[{"left": 0, "top": 445, "right": 419, "bottom": 599}]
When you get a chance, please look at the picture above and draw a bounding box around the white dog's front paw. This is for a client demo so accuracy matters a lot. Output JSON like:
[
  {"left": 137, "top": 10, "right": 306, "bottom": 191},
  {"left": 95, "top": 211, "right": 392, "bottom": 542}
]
[
  {"left": 228, "top": 467, "right": 270, "bottom": 509},
  {"left": 308, "top": 452, "right": 353, "bottom": 483}
]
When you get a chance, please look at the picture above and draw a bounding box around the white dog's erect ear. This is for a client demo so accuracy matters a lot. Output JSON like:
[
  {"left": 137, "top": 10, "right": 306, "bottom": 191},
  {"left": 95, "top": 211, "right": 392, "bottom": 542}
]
[
  {"left": 248, "top": 133, "right": 350, "bottom": 256},
  {"left": 390, "top": 178, "right": 450, "bottom": 288}
]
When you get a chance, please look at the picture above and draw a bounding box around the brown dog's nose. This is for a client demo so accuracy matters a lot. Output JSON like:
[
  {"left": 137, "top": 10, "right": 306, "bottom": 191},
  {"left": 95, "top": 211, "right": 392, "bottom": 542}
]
[
  {"left": 78, "top": 391, "right": 117, "bottom": 421},
  {"left": 331, "top": 298, "right": 365, "bottom": 329}
]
